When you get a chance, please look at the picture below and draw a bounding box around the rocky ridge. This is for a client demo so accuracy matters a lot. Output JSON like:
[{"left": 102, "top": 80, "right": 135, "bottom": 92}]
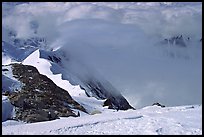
[{"left": 3, "top": 63, "right": 87, "bottom": 123}]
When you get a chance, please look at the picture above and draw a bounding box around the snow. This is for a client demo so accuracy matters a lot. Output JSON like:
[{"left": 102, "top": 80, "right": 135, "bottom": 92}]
[
  {"left": 2, "top": 65, "right": 23, "bottom": 93},
  {"left": 2, "top": 65, "right": 23, "bottom": 122},
  {"left": 2, "top": 40, "right": 37, "bottom": 62},
  {"left": 22, "top": 49, "right": 87, "bottom": 98},
  {"left": 2, "top": 52, "right": 11, "bottom": 65},
  {"left": 2, "top": 96, "right": 14, "bottom": 122},
  {"left": 2, "top": 105, "right": 202, "bottom": 135},
  {"left": 2, "top": 2, "right": 202, "bottom": 135},
  {"left": 22, "top": 49, "right": 100, "bottom": 112}
]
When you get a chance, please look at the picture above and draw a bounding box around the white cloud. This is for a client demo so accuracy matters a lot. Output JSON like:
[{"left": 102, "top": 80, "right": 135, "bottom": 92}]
[{"left": 2, "top": 2, "right": 202, "bottom": 108}]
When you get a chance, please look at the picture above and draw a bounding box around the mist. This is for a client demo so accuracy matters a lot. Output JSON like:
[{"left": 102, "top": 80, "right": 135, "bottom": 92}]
[
  {"left": 2, "top": 2, "right": 202, "bottom": 108},
  {"left": 57, "top": 19, "right": 202, "bottom": 108}
]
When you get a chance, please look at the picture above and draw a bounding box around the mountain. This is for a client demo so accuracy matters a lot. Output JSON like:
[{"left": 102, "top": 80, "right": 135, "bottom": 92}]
[
  {"left": 38, "top": 49, "right": 134, "bottom": 110},
  {"left": 2, "top": 63, "right": 87, "bottom": 123},
  {"left": 2, "top": 48, "right": 134, "bottom": 122},
  {"left": 2, "top": 2, "right": 202, "bottom": 135}
]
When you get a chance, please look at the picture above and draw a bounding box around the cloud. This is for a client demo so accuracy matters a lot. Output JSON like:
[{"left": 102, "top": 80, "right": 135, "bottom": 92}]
[
  {"left": 57, "top": 18, "right": 201, "bottom": 108},
  {"left": 2, "top": 2, "right": 202, "bottom": 108}
]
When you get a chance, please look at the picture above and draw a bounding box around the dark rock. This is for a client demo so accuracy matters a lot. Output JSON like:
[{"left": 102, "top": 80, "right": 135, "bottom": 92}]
[
  {"left": 2, "top": 91, "right": 10, "bottom": 96},
  {"left": 103, "top": 97, "right": 135, "bottom": 110},
  {"left": 161, "top": 35, "right": 187, "bottom": 47},
  {"left": 152, "top": 102, "right": 165, "bottom": 108},
  {"left": 53, "top": 56, "right": 61, "bottom": 63},
  {"left": 40, "top": 51, "right": 62, "bottom": 64},
  {"left": 103, "top": 98, "right": 112, "bottom": 108},
  {"left": 175, "top": 35, "right": 186, "bottom": 47},
  {"left": 7, "top": 63, "right": 87, "bottom": 123},
  {"left": 38, "top": 49, "right": 133, "bottom": 111},
  {"left": 48, "top": 56, "right": 53, "bottom": 62},
  {"left": 2, "top": 68, "right": 9, "bottom": 71},
  {"left": 85, "top": 80, "right": 134, "bottom": 110}
]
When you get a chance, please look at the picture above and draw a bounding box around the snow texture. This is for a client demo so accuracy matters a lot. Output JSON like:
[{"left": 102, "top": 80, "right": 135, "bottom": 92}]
[
  {"left": 1, "top": 3, "right": 202, "bottom": 135},
  {"left": 2, "top": 65, "right": 23, "bottom": 93},
  {"left": 2, "top": 96, "right": 14, "bottom": 122},
  {"left": 2, "top": 105, "right": 202, "bottom": 135}
]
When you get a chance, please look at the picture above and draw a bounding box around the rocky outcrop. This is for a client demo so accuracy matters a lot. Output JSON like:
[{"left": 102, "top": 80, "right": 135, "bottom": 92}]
[
  {"left": 103, "top": 97, "right": 135, "bottom": 110},
  {"left": 40, "top": 50, "right": 134, "bottom": 111},
  {"left": 152, "top": 102, "right": 165, "bottom": 108},
  {"left": 84, "top": 80, "right": 134, "bottom": 110},
  {"left": 6, "top": 63, "right": 87, "bottom": 123},
  {"left": 161, "top": 35, "right": 187, "bottom": 47}
]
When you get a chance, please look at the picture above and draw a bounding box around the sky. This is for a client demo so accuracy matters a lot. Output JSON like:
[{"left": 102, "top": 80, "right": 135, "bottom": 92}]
[{"left": 2, "top": 2, "right": 202, "bottom": 108}]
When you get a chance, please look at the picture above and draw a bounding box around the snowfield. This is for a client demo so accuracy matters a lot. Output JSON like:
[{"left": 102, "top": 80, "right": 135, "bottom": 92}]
[
  {"left": 2, "top": 2, "right": 202, "bottom": 135},
  {"left": 2, "top": 105, "right": 202, "bottom": 135}
]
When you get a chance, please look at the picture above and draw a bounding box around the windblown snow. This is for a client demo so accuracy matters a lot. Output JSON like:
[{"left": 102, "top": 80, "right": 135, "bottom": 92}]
[
  {"left": 2, "top": 2, "right": 202, "bottom": 135},
  {"left": 2, "top": 105, "right": 202, "bottom": 135}
]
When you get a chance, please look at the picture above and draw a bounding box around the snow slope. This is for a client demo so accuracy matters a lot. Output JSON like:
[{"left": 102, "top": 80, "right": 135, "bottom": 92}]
[
  {"left": 2, "top": 52, "right": 11, "bottom": 65},
  {"left": 2, "top": 65, "right": 24, "bottom": 93},
  {"left": 2, "top": 3, "right": 202, "bottom": 134},
  {"left": 22, "top": 49, "right": 106, "bottom": 114},
  {"left": 2, "top": 104, "right": 202, "bottom": 135},
  {"left": 2, "top": 96, "right": 14, "bottom": 122},
  {"left": 22, "top": 49, "right": 86, "bottom": 97}
]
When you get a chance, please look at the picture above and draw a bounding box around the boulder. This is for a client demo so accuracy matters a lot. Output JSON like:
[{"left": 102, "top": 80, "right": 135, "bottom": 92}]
[{"left": 152, "top": 102, "right": 165, "bottom": 108}]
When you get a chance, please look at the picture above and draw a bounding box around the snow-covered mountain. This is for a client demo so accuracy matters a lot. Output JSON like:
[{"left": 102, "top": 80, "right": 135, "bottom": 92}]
[
  {"left": 2, "top": 2, "right": 202, "bottom": 135},
  {"left": 2, "top": 48, "right": 133, "bottom": 122}
]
